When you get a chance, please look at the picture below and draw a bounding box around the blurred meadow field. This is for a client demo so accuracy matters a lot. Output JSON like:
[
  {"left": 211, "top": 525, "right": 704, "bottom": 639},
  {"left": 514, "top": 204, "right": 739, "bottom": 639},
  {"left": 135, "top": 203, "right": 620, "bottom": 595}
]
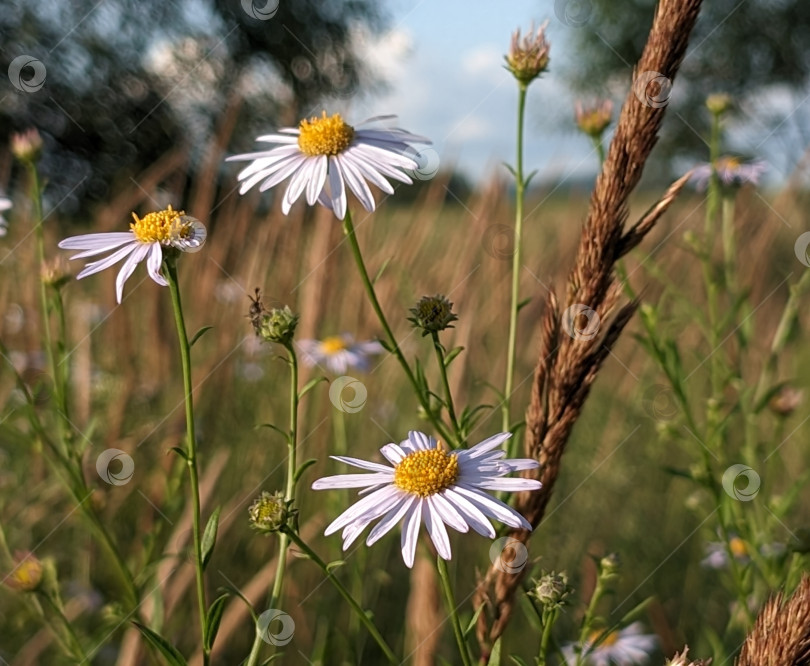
[{"left": 3, "top": 1, "right": 810, "bottom": 665}]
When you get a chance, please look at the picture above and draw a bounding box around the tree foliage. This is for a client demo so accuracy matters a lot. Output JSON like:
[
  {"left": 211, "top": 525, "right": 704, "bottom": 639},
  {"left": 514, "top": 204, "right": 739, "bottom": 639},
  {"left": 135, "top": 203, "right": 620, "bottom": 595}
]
[
  {"left": 0, "top": 0, "right": 382, "bottom": 214},
  {"left": 564, "top": 0, "right": 810, "bottom": 174}
]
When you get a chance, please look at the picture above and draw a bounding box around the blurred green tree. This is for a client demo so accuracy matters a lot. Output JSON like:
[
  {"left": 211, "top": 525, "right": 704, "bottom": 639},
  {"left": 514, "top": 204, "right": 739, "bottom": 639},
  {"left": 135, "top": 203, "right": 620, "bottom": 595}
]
[
  {"left": 562, "top": 0, "right": 810, "bottom": 177},
  {"left": 0, "top": 0, "right": 382, "bottom": 215}
]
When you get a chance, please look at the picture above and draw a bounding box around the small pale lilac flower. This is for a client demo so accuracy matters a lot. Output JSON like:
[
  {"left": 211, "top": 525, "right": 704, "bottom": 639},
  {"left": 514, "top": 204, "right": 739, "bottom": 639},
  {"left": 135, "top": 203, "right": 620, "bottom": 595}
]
[
  {"left": 691, "top": 156, "right": 767, "bottom": 190},
  {"left": 297, "top": 334, "right": 383, "bottom": 374}
]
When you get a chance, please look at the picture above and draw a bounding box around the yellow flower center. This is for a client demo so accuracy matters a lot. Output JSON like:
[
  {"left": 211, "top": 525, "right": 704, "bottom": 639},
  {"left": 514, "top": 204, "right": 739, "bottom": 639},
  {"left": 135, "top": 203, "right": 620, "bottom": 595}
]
[
  {"left": 588, "top": 629, "right": 619, "bottom": 647},
  {"left": 716, "top": 156, "right": 741, "bottom": 170},
  {"left": 393, "top": 447, "right": 459, "bottom": 497},
  {"left": 321, "top": 336, "right": 348, "bottom": 355},
  {"left": 297, "top": 112, "right": 355, "bottom": 157},
  {"left": 130, "top": 205, "right": 193, "bottom": 244},
  {"left": 730, "top": 537, "right": 748, "bottom": 559}
]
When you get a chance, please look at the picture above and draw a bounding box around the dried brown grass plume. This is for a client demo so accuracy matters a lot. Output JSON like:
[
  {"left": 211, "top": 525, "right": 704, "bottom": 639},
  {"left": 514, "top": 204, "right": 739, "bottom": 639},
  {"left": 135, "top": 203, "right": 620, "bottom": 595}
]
[
  {"left": 736, "top": 576, "right": 810, "bottom": 666},
  {"left": 473, "top": 0, "right": 703, "bottom": 656}
]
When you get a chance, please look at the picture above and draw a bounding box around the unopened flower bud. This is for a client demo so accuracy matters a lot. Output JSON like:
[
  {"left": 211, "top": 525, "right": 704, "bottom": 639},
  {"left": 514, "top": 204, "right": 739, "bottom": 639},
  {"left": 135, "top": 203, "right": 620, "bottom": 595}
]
[
  {"left": 11, "top": 128, "right": 43, "bottom": 164},
  {"left": 599, "top": 552, "right": 621, "bottom": 578},
  {"left": 5, "top": 551, "right": 43, "bottom": 591},
  {"left": 408, "top": 294, "right": 458, "bottom": 336},
  {"left": 574, "top": 100, "right": 613, "bottom": 140},
  {"left": 41, "top": 256, "right": 72, "bottom": 289},
  {"left": 256, "top": 305, "right": 299, "bottom": 345},
  {"left": 248, "top": 491, "right": 292, "bottom": 534},
  {"left": 505, "top": 22, "right": 550, "bottom": 86},
  {"left": 769, "top": 386, "right": 804, "bottom": 417},
  {"left": 706, "top": 93, "right": 732, "bottom": 117},
  {"left": 530, "top": 571, "right": 572, "bottom": 609}
]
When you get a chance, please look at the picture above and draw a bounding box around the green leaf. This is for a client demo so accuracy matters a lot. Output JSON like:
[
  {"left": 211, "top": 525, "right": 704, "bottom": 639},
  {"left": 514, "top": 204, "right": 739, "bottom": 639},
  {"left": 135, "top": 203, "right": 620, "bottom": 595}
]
[
  {"left": 220, "top": 582, "right": 257, "bottom": 621},
  {"left": 443, "top": 346, "right": 465, "bottom": 367},
  {"left": 753, "top": 380, "right": 791, "bottom": 413},
  {"left": 201, "top": 506, "right": 221, "bottom": 570},
  {"left": 204, "top": 593, "right": 229, "bottom": 651},
  {"left": 501, "top": 162, "right": 517, "bottom": 177},
  {"left": 661, "top": 466, "right": 693, "bottom": 480},
  {"left": 517, "top": 297, "right": 532, "bottom": 312},
  {"left": 486, "top": 637, "right": 502, "bottom": 666},
  {"left": 523, "top": 169, "right": 538, "bottom": 189},
  {"left": 378, "top": 338, "right": 394, "bottom": 354},
  {"left": 372, "top": 257, "right": 392, "bottom": 285},
  {"left": 294, "top": 459, "right": 318, "bottom": 483},
  {"left": 298, "top": 376, "right": 328, "bottom": 401},
  {"left": 325, "top": 560, "right": 346, "bottom": 573},
  {"left": 256, "top": 423, "right": 290, "bottom": 442},
  {"left": 132, "top": 622, "right": 187, "bottom": 666},
  {"left": 509, "top": 657, "right": 529, "bottom": 666},
  {"left": 189, "top": 325, "right": 214, "bottom": 348},
  {"left": 463, "top": 603, "right": 485, "bottom": 637},
  {"left": 168, "top": 446, "right": 189, "bottom": 461}
]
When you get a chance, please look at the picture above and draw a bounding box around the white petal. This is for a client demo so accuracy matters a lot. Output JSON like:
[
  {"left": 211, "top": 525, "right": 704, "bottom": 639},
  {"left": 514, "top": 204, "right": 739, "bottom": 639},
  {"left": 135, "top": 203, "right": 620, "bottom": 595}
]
[
  {"left": 424, "top": 499, "right": 452, "bottom": 560},
  {"left": 115, "top": 244, "right": 149, "bottom": 303},
  {"left": 497, "top": 459, "right": 540, "bottom": 472},
  {"left": 76, "top": 242, "right": 139, "bottom": 279},
  {"left": 470, "top": 477, "right": 542, "bottom": 492},
  {"left": 443, "top": 487, "right": 495, "bottom": 538},
  {"left": 400, "top": 500, "right": 423, "bottom": 568},
  {"left": 351, "top": 145, "right": 414, "bottom": 183},
  {"left": 345, "top": 153, "right": 395, "bottom": 195},
  {"left": 408, "top": 431, "right": 435, "bottom": 451},
  {"left": 366, "top": 495, "right": 413, "bottom": 546},
  {"left": 431, "top": 492, "right": 469, "bottom": 533},
  {"left": 380, "top": 443, "right": 406, "bottom": 465},
  {"left": 257, "top": 155, "right": 307, "bottom": 193},
  {"left": 59, "top": 232, "right": 135, "bottom": 252},
  {"left": 312, "top": 472, "right": 393, "bottom": 490},
  {"left": 282, "top": 157, "right": 315, "bottom": 214},
  {"left": 306, "top": 155, "right": 328, "bottom": 205},
  {"left": 329, "top": 456, "right": 393, "bottom": 474},
  {"left": 323, "top": 486, "right": 400, "bottom": 536},
  {"left": 453, "top": 485, "right": 532, "bottom": 530},
  {"left": 328, "top": 156, "right": 347, "bottom": 220},
  {"left": 146, "top": 243, "right": 167, "bottom": 286},
  {"left": 468, "top": 432, "right": 512, "bottom": 458},
  {"left": 337, "top": 155, "right": 375, "bottom": 212}
]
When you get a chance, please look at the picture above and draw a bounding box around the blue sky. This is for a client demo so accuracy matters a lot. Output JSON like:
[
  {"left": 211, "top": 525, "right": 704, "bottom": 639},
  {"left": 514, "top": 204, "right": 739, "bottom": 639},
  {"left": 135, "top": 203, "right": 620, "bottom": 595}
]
[
  {"left": 340, "top": 0, "right": 806, "bottom": 187},
  {"left": 352, "top": 0, "right": 600, "bottom": 184}
]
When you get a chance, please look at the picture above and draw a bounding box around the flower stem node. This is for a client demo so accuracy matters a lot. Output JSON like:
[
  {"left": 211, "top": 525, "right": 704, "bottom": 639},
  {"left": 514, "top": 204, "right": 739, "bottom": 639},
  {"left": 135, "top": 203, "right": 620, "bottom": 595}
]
[
  {"left": 408, "top": 294, "right": 458, "bottom": 336},
  {"left": 249, "top": 491, "right": 295, "bottom": 534},
  {"left": 505, "top": 22, "right": 550, "bottom": 86}
]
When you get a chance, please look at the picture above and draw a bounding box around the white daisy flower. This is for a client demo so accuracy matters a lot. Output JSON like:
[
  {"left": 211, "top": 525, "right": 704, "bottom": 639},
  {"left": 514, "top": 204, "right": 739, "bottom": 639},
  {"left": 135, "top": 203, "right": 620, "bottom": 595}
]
[
  {"left": 226, "top": 112, "right": 429, "bottom": 220},
  {"left": 0, "top": 196, "right": 11, "bottom": 237},
  {"left": 58, "top": 206, "right": 206, "bottom": 303},
  {"left": 297, "top": 334, "right": 384, "bottom": 375},
  {"left": 563, "top": 622, "right": 657, "bottom": 666},
  {"left": 311, "top": 431, "right": 541, "bottom": 568}
]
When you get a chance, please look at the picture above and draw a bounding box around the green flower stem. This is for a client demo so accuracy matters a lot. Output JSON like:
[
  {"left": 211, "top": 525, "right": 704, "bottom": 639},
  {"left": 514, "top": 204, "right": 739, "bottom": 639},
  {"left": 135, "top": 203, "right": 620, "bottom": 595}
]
[
  {"left": 41, "top": 592, "right": 89, "bottom": 662},
  {"left": 342, "top": 209, "right": 454, "bottom": 444},
  {"left": 502, "top": 82, "right": 528, "bottom": 444},
  {"left": 283, "top": 528, "right": 398, "bottom": 664},
  {"left": 431, "top": 331, "right": 462, "bottom": 442},
  {"left": 27, "top": 163, "right": 74, "bottom": 458},
  {"left": 246, "top": 343, "right": 299, "bottom": 666},
  {"left": 164, "top": 257, "right": 208, "bottom": 661},
  {"left": 575, "top": 575, "right": 608, "bottom": 666},
  {"left": 436, "top": 556, "right": 473, "bottom": 666},
  {"left": 592, "top": 135, "right": 606, "bottom": 166},
  {"left": 537, "top": 608, "right": 557, "bottom": 666}
]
